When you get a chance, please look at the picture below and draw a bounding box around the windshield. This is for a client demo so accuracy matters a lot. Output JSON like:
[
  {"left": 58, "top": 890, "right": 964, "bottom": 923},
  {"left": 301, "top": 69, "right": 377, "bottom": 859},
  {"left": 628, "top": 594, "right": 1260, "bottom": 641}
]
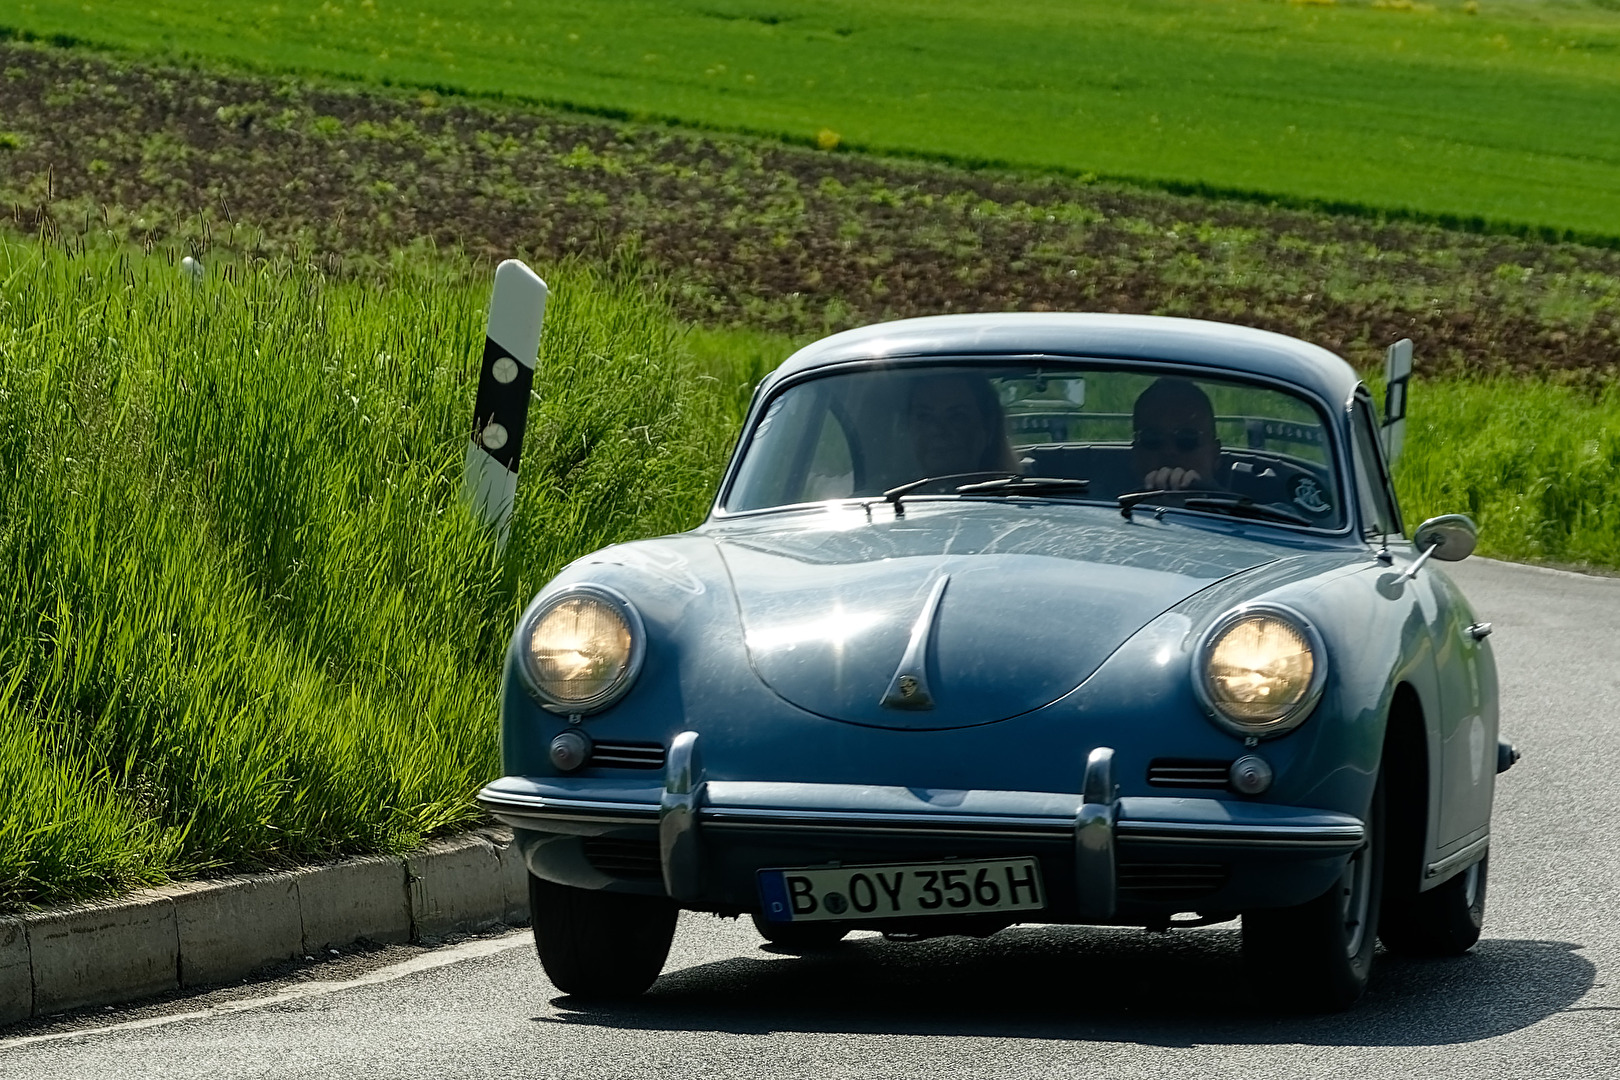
[{"left": 723, "top": 361, "right": 1345, "bottom": 530}]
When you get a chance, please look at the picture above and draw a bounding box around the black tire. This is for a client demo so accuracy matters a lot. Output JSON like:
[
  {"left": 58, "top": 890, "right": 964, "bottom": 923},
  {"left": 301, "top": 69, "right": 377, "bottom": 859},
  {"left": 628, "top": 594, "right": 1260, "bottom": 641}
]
[
  {"left": 751, "top": 913, "right": 849, "bottom": 951},
  {"left": 1380, "top": 854, "right": 1487, "bottom": 957},
  {"left": 529, "top": 874, "right": 678, "bottom": 999},
  {"left": 1243, "top": 775, "right": 1386, "bottom": 1012}
]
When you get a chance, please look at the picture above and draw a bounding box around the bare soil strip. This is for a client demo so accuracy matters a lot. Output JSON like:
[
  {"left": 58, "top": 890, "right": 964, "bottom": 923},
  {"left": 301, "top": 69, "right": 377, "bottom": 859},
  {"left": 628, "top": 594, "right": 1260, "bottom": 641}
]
[{"left": 2, "top": 41, "right": 1617, "bottom": 378}]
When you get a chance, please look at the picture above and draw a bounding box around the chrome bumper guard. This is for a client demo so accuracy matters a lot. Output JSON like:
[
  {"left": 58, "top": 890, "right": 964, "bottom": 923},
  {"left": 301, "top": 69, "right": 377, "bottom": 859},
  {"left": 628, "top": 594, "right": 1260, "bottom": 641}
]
[
  {"left": 660, "top": 730, "right": 703, "bottom": 901},
  {"left": 1075, "top": 746, "right": 1116, "bottom": 920},
  {"left": 477, "top": 733, "right": 1367, "bottom": 910}
]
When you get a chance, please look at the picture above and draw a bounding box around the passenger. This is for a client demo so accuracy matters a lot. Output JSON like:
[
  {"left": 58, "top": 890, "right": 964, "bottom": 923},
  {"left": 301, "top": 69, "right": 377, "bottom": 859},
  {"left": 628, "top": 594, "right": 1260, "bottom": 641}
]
[
  {"left": 1132, "top": 377, "right": 1221, "bottom": 491},
  {"left": 905, "top": 372, "right": 1017, "bottom": 478}
]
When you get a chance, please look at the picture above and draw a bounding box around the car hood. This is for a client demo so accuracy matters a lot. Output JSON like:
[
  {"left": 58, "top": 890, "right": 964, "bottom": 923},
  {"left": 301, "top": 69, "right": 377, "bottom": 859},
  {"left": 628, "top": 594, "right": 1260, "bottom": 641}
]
[{"left": 709, "top": 504, "right": 1287, "bottom": 729}]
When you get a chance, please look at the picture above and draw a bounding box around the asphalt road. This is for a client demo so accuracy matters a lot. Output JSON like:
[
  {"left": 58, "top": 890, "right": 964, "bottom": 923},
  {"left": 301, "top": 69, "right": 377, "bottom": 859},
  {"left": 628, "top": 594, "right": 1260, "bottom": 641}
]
[{"left": 3, "top": 556, "right": 1617, "bottom": 1078}]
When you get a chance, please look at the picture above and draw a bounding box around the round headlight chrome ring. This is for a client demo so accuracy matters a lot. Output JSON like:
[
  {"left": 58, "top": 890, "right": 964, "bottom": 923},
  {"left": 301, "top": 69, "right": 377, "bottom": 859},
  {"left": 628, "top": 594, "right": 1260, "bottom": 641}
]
[
  {"left": 518, "top": 584, "right": 647, "bottom": 716},
  {"left": 1191, "top": 602, "right": 1328, "bottom": 740}
]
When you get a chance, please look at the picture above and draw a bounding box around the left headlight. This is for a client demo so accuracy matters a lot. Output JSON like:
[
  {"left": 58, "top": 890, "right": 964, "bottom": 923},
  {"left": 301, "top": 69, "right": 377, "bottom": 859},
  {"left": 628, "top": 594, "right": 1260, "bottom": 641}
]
[
  {"left": 519, "top": 585, "right": 646, "bottom": 715},
  {"left": 1192, "top": 604, "right": 1326, "bottom": 739}
]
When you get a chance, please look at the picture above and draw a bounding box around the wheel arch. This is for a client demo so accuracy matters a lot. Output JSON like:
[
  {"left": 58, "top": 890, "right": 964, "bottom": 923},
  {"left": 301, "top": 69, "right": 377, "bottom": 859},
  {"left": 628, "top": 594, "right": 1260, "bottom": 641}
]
[{"left": 1381, "top": 682, "right": 1434, "bottom": 899}]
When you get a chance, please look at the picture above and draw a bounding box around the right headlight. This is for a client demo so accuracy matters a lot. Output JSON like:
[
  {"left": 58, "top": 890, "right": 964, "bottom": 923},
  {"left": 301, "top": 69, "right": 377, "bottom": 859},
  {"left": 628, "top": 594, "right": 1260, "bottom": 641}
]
[
  {"left": 519, "top": 585, "right": 645, "bottom": 715},
  {"left": 1192, "top": 604, "right": 1326, "bottom": 739}
]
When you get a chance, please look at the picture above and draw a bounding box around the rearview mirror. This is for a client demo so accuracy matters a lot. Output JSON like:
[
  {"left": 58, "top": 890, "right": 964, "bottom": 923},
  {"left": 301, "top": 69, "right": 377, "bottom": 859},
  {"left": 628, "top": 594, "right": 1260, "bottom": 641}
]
[{"left": 1414, "top": 514, "right": 1478, "bottom": 563}]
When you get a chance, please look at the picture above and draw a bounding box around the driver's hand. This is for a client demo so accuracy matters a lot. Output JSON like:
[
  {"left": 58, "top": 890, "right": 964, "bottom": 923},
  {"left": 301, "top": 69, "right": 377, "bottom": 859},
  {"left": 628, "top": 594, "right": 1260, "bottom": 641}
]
[{"left": 1143, "top": 467, "right": 1202, "bottom": 491}]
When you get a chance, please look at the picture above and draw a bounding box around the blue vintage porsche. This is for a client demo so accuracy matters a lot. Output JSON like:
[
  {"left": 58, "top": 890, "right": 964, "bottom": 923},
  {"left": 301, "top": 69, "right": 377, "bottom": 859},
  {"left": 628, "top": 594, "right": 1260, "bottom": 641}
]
[{"left": 477, "top": 313, "right": 1515, "bottom": 1010}]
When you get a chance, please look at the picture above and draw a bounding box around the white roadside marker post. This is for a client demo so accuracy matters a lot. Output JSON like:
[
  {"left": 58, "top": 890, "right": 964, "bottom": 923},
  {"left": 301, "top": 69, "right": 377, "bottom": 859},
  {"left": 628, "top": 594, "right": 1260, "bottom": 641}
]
[
  {"left": 462, "top": 259, "right": 549, "bottom": 549},
  {"left": 1382, "top": 337, "right": 1413, "bottom": 464}
]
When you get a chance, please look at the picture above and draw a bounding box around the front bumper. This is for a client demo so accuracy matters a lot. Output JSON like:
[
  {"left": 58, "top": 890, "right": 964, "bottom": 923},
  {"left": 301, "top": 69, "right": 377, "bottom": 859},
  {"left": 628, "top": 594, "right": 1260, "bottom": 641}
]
[{"left": 478, "top": 734, "right": 1365, "bottom": 923}]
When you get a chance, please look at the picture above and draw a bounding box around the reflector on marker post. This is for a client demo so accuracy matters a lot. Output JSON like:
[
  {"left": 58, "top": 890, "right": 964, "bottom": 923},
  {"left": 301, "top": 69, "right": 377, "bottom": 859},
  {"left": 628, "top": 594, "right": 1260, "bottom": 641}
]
[
  {"left": 462, "top": 259, "right": 548, "bottom": 548},
  {"left": 1382, "top": 338, "right": 1413, "bottom": 464}
]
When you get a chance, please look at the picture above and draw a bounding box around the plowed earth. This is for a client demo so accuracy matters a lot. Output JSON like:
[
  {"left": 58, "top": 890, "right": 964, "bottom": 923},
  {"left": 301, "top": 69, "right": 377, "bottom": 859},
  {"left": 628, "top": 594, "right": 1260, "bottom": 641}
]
[{"left": 3, "top": 42, "right": 1618, "bottom": 379}]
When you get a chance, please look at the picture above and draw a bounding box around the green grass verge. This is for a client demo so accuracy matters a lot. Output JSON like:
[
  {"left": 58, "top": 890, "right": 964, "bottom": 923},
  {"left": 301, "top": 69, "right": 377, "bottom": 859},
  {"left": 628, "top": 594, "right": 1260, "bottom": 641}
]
[
  {"left": 1395, "top": 378, "right": 1620, "bottom": 567},
  {"left": 4, "top": 0, "right": 1620, "bottom": 241},
  {"left": 0, "top": 235, "right": 761, "bottom": 911}
]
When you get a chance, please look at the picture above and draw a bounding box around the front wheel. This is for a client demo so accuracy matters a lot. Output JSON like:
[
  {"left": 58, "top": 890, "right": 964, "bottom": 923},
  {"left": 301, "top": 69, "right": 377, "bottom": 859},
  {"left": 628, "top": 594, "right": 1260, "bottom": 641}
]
[
  {"left": 530, "top": 875, "right": 678, "bottom": 999},
  {"left": 1380, "top": 855, "right": 1487, "bottom": 957},
  {"left": 1243, "top": 776, "right": 1386, "bottom": 1012}
]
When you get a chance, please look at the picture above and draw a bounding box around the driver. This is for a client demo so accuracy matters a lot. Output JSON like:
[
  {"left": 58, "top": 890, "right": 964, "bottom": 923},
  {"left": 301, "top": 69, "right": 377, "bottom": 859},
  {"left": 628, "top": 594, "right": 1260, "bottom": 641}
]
[
  {"left": 1132, "top": 377, "right": 1221, "bottom": 491},
  {"left": 905, "top": 372, "right": 1017, "bottom": 478}
]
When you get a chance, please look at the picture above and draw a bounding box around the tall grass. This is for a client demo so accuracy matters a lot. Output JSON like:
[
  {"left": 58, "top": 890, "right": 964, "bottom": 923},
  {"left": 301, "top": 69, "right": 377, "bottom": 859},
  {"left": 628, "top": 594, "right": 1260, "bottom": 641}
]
[
  {"left": 0, "top": 237, "right": 758, "bottom": 911},
  {"left": 1397, "top": 379, "right": 1620, "bottom": 570}
]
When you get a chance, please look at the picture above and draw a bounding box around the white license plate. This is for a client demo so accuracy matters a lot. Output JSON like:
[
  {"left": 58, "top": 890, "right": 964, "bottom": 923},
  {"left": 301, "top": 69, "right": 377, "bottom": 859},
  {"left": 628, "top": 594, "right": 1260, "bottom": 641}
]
[{"left": 758, "top": 857, "right": 1044, "bottom": 923}]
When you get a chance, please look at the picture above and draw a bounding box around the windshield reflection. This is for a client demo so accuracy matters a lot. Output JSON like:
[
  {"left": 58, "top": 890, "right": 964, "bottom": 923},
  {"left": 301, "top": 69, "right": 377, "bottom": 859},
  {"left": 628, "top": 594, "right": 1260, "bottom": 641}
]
[{"left": 725, "top": 361, "right": 1344, "bottom": 531}]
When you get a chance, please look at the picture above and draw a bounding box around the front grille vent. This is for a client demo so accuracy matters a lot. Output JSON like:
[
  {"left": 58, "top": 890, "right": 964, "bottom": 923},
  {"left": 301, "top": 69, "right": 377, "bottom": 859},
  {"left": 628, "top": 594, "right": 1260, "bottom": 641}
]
[
  {"left": 1117, "top": 863, "right": 1229, "bottom": 900},
  {"left": 588, "top": 740, "right": 666, "bottom": 770},
  {"left": 581, "top": 837, "right": 663, "bottom": 880},
  {"left": 1146, "top": 758, "right": 1232, "bottom": 789}
]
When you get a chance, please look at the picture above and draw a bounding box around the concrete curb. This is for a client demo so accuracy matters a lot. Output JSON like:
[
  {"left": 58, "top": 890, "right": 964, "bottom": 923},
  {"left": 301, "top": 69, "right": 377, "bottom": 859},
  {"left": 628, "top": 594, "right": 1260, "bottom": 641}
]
[{"left": 0, "top": 826, "right": 529, "bottom": 1025}]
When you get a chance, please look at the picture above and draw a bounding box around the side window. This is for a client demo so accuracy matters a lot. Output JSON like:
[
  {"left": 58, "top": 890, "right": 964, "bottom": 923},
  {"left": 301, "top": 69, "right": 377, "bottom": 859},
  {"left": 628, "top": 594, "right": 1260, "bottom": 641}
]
[{"left": 1349, "top": 398, "right": 1402, "bottom": 538}]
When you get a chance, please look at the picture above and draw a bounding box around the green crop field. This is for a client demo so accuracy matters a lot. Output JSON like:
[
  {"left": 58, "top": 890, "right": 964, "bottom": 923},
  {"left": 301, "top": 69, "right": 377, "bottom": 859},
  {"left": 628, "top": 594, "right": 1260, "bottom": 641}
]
[
  {"left": 6, "top": 42, "right": 1620, "bottom": 382},
  {"left": 4, "top": 0, "right": 1620, "bottom": 240}
]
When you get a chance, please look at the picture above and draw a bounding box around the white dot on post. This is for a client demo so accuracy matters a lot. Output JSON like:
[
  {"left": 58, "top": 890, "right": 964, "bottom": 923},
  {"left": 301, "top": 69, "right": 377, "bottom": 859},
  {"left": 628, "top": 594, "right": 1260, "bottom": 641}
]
[
  {"left": 492, "top": 356, "right": 519, "bottom": 384},
  {"left": 481, "top": 422, "right": 509, "bottom": 450}
]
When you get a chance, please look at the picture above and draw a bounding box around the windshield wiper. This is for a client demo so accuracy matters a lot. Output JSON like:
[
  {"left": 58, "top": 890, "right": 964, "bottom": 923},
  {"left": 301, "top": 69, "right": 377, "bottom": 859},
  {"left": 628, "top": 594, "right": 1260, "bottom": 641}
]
[
  {"left": 954, "top": 476, "right": 1091, "bottom": 497},
  {"left": 1117, "top": 489, "right": 1181, "bottom": 518},
  {"left": 1184, "top": 495, "right": 1312, "bottom": 526},
  {"left": 883, "top": 472, "right": 1018, "bottom": 516},
  {"left": 1118, "top": 489, "right": 1311, "bottom": 527}
]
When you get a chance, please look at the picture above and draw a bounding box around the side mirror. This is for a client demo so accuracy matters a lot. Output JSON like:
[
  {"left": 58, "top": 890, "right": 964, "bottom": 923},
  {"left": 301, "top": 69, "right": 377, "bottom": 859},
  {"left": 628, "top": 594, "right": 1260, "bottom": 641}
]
[
  {"left": 1414, "top": 514, "right": 1478, "bottom": 562},
  {"left": 1398, "top": 514, "right": 1478, "bottom": 581}
]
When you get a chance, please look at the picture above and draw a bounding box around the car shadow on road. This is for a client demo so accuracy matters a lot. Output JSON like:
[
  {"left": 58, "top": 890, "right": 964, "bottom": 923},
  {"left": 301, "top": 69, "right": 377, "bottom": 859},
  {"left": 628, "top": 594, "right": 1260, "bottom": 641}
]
[{"left": 537, "top": 925, "right": 1593, "bottom": 1046}]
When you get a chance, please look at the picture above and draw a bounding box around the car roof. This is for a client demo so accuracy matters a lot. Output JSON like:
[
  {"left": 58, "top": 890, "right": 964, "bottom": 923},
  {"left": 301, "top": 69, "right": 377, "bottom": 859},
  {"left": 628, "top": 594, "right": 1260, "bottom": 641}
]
[{"left": 764, "top": 313, "right": 1362, "bottom": 407}]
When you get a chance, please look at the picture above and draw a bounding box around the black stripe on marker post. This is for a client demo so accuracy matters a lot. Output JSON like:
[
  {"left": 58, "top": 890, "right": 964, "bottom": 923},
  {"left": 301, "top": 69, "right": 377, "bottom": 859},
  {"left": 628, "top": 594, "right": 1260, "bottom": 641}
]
[
  {"left": 1385, "top": 374, "right": 1409, "bottom": 427},
  {"left": 470, "top": 336, "right": 535, "bottom": 473}
]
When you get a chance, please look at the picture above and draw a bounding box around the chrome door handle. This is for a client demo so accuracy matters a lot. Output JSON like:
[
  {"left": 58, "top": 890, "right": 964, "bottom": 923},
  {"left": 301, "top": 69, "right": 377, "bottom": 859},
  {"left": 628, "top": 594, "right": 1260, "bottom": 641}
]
[{"left": 1466, "top": 622, "right": 1493, "bottom": 640}]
